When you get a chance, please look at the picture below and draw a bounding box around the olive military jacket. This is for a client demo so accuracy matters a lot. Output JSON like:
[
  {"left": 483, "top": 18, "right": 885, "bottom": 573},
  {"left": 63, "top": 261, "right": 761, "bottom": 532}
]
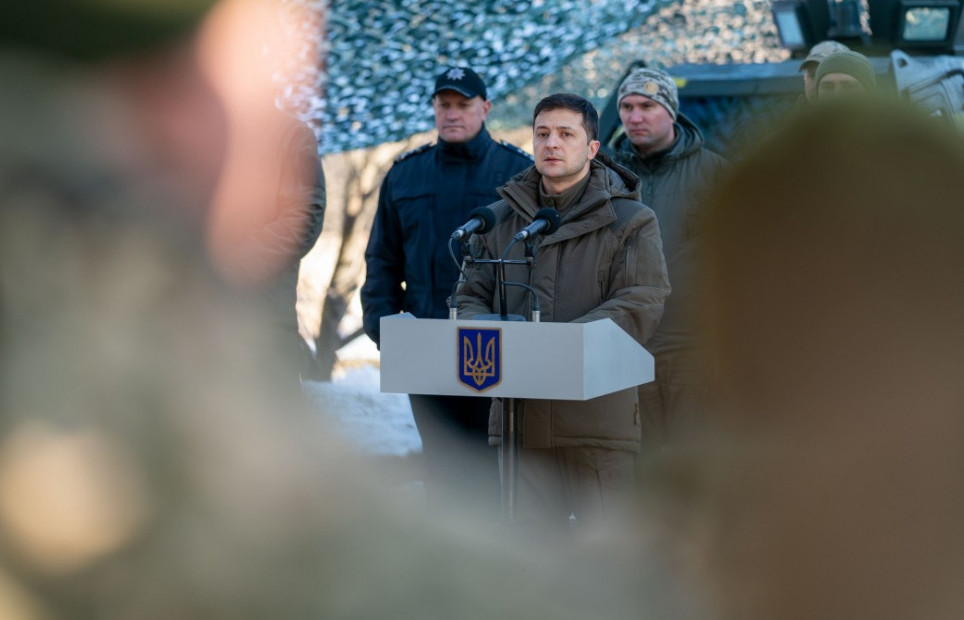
[
  {"left": 609, "top": 113, "right": 729, "bottom": 359},
  {"left": 456, "top": 157, "right": 670, "bottom": 450}
]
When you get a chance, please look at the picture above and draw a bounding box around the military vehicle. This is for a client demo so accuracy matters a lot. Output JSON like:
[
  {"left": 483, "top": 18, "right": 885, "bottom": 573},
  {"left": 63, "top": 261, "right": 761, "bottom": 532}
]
[{"left": 600, "top": 0, "right": 964, "bottom": 153}]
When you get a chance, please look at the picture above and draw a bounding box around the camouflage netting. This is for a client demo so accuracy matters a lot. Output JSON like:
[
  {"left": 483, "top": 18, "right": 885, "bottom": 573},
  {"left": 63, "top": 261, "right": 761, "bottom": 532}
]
[
  {"left": 283, "top": 0, "right": 791, "bottom": 154},
  {"left": 315, "top": 0, "right": 675, "bottom": 153},
  {"left": 494, "top": 0, "right": 790, "bottom": 129}
]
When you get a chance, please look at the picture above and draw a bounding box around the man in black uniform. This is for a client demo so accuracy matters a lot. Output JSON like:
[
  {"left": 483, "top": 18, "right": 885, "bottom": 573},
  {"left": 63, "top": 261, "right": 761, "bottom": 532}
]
[{"left": 362, "top": 66, "right": 532, "bottom": 523}]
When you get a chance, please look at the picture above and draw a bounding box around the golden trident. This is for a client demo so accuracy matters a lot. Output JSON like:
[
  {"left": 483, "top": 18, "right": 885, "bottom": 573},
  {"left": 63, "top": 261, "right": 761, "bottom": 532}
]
[{"left": 463, "top": 332, "right": 496, "bottom": 387}]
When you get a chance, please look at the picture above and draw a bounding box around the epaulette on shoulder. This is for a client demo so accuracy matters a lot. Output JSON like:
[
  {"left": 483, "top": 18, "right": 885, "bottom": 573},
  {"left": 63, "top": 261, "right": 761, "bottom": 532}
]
[
  {"left": 499, "top": 140, "right": 533, "bottom": 161},
  {"left": 394, "top": 142, "right": 433, "bottom": 163}
]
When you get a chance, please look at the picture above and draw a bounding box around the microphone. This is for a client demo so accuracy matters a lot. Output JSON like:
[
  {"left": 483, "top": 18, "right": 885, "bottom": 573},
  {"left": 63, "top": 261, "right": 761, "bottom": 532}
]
[
  {"left": 451, "top": 206, "right": 497, "bottom": 240},
  {"left": 512, "top": 207, "right": 561, "bottom": 241}
]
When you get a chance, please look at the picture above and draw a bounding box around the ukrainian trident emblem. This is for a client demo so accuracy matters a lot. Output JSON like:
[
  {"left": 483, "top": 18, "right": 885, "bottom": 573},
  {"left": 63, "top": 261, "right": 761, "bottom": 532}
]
[{"left": 457, "top": 327, "right": 501, "bottom": 392}]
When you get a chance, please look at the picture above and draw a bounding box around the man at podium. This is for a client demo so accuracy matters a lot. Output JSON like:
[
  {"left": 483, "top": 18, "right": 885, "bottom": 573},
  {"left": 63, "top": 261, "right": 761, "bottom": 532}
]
[{"left": 455, "top": 93, "right": 670, "bottom": 534}]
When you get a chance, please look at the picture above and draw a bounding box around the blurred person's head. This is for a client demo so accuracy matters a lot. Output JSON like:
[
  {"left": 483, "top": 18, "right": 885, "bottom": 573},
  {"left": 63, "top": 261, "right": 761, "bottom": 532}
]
[
  {"left": 815, "top": 50, "right": 876, "bottom": 101},
  {"left": 532, "top": 93, "right": 600, "bottom": 194},
  {"left": 1, "top": 0, "right": 225, "bottom": 210},
  {"left": 198, "top": 0, "right": 323, "bottom": 285},
  {"left": 0, "top": 3, "right": 332, "bottom": 614},
  {"left": 1, "top": 0, "right": 323, "bottom": 287},
  {"left": 617, "top": 67, "right": 678, "bottom": 156},
  {"left": 799, "top": 40, "right": 849, "bottom": 102},
  {"left": 0, "top": 1, "right": 216, "bottom": 63},
  {"left": 695, "top": 100, "right": 964, "bottom": 620},
  {"left": 431, "top": 66, "right": 491, "bottom": 144}
]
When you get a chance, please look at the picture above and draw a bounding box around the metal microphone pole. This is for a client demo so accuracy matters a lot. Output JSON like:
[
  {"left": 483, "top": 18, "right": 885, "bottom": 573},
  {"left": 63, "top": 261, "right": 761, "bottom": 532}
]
[
  {"left": 524, "top": 241, "right": 540, "bottom": 323},
  {"left": 501, "top": 396, "right": 520, "bottom": 524},
  {"left": 501, "top": 240, "right": 545, "bottom": 523},
  {"left": 497, "top": 258, "right": 509, "bottom": 320}
]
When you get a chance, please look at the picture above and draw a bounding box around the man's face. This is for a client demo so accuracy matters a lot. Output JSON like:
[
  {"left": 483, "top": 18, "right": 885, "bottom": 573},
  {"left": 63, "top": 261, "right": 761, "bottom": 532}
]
[
  {"left": 817, "top": 73, "right": 865, "bottom": 100},
  {"left": 802, "top": 64, "right": 818, "bottom": 101},
  {"left": 432, "top": 90, "right": 490, "bottom": 143},
  {"left": 617, "top": 94, "right": 675, "bottom": 157},
  {"left": 533, "top": 107, "right": 600, "bottom": 194}
]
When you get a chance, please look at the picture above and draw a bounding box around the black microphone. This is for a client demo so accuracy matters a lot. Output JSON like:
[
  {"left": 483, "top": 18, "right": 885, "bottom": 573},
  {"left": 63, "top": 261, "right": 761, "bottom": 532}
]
[
  {"left": 451, "top": 206, "right": 497, "bottom": 240},
  {"left": 512, "top": 207, "right": 561, "bottom": 241}
]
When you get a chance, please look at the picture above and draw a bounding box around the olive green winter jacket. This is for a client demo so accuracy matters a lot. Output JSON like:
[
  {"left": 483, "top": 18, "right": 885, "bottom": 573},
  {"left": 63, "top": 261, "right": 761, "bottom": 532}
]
[
  {"left": 456, "top": 157, "right": 670, "bottom": 450},
  {"left": 609, "top": 113, "right": 729, "bottom": 359}
]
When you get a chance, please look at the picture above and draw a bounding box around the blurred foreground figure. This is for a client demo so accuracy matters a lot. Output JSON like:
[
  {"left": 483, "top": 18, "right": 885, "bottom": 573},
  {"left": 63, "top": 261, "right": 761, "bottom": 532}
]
[
  {"left": 232, "top": 108, "right": 326, "bottom": 381},
  {"left": 0, "top": 3, "right": 697, "bottom": 620},
  {"left": 694, "top": 100, "right": 964, "bottom": 620},
  {"left": 201, "top": 7, "right": 327, "bottom": 379},
  {"left": 0, "top": 1, "right": 331, "bottom": 617}
]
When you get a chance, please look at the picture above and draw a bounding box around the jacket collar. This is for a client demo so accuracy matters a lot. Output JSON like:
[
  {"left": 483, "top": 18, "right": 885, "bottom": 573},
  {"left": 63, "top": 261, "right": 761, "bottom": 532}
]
[
  {"left": 499, "top": 158, "right": 637, "bottom": 243},
  {"left": 437, "top": 124, "right": 493, "bottom": 161},
  {"left": 615, "top": 112, "right": 704, "bottom": 171},
  {"left": 539, "top": 172, "right": 591, "bottom": 215}
]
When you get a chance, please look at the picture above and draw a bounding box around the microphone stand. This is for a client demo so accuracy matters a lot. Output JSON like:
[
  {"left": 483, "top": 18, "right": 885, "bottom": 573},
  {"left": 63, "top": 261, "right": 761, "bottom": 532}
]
[
  {"left": 499, "top": 239, "right": 545, "bottom": 522},
  {"left": 502, "top": 396, "right": 519, "bottom": 523},
  {"left": 462, "top": 254, "right": 532, "bottom": 322},
  {"left": 460, "top": 254, "right": 527, "bottom": 522},
  {"left": 448, "top": 238, "right": 520, "bottom": 520},
  {"left": 457, "top": 233, "right": 549, "bottom": 524},
  {"left": 523, "top": 240, "right": 540, "bottom": 323},
  {"left": 498, "top": 259, "right": 509, "bottom": 320},
  {"left": 464, "top": 240, "right": 547, "bottom": 523},
  {"left": 448, "top": 236, "right": 480, "bottom": 320}
]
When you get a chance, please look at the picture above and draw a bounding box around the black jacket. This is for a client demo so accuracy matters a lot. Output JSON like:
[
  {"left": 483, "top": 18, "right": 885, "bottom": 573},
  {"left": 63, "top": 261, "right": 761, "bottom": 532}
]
[{"left": 362, "top": 126, "right": 531, "bottom": 345}]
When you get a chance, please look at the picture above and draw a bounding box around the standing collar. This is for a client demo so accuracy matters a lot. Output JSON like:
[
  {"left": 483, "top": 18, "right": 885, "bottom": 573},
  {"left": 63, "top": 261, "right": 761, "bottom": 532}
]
[
  {"left": 539, "top": 171, "right": 591, "bottom": 214},
  {"left": 438, "top": 124, "right": 492, "bottom": 160}
]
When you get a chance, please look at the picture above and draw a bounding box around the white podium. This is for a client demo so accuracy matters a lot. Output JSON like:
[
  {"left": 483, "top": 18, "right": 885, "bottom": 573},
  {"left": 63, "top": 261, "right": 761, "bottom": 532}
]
[{"left": 380, "top": 313, "right": 654, "bottom": 522}]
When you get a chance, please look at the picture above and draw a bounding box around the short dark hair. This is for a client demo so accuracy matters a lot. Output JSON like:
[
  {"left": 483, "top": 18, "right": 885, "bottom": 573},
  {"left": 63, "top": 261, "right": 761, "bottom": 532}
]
[{"left": 532, "top": 93, "right": 599, "bottom": 142}]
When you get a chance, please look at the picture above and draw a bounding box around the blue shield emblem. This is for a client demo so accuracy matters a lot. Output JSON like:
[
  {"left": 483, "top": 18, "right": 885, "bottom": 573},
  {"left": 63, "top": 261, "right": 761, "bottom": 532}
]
[{"left": 457, "top": 327, "right": 501, "bottom": 392}]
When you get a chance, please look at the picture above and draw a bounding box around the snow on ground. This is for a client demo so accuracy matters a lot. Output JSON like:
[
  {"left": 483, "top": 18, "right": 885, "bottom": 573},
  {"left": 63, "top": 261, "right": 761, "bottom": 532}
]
[{"left": 302, "top": 335, "right": 422, "bottom": 457}]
